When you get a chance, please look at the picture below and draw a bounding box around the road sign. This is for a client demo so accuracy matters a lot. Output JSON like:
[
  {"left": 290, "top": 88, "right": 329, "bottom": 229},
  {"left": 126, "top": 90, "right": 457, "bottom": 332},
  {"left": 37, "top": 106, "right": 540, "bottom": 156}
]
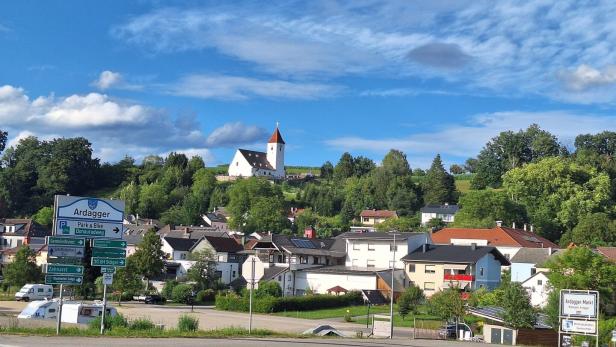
[
  {"left": 45, "top": 275, "right": 83, "bottom": 285},
  {"left": 92, "top": 257, "right": 126, "bottom": 267},
  {"left": 611, "top": 330, "right": 616, "bottom": 342},
  {"left": 561, "top": 319, "right": 597, "bottom": 334},
  {"left": 92, "top": 239, "right": 127, "bottom": 249},
  {"left": 47, "top": 257, "right": 83, "bottom": 265},
  {"left": 54, "top": 196, "right": 125, "bottom": 239},
  {"left": 55, "top": 219, "right": 123, "bottom": 239},
  {"left": 101, "top": 267, "right": 116, "bottom": 274},
  {"left": 47, "top": 236, "right": 85, "bottom": 247},
  {"left": 103, "top": 273, "right": 114, "bottom": 285},
  {"left": 45, "top": 264, "right": 84, "bottom": 275},
  {"left": 48, "top": 246, "right": 85, "bottom": 258},
  {"left": 560, "top": 291, "right": 598, "bottom": 318},
  {"left": 93, "top": 248, "right": 126, "bottom": 258}
]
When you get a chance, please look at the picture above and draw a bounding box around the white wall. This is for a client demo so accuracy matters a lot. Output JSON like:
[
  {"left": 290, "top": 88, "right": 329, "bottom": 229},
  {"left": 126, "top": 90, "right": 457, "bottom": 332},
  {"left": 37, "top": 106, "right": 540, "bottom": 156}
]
[
  {"left": 266, "top": 142, "right": 285, "bottom": 178},
  {"left": 511, "top": 262, "right": 535, "bottom": 282},
  {"left": 294, "top": 271, "right": 376, "bottom": 294},
  {"left": 345, "top": 234, "right": 430, "bottom": 269},
  {"left": 522, "top": 273, "right": 550, "bottom": 308},
  {"left": 421, "top": 212, "right": 455, "bottom": 225},
  {"left": 228, "top": 150, "right": 254, "bottom": 177}
]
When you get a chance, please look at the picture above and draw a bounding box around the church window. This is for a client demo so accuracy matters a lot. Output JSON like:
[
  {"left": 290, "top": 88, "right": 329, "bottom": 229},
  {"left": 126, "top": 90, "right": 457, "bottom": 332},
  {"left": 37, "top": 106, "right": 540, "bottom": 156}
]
[
  {"left": 236, "top": 162, "right": 238, "bottom": 166},
  {"left": 271, "top": 146, "right": 273, "bottom": 150},
  {"left": 279, "top": 147, "right": 282, "bottom": 152}
]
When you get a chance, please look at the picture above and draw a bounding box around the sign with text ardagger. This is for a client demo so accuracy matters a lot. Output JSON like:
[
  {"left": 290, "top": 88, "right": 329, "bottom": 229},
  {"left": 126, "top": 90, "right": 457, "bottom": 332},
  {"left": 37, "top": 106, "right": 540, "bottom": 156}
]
[
  {"left": 54, "top": 196, "right": 125, "bottom": 239},
  {"left": 560, "top": 291, "right": 598, "bottom": 318}
]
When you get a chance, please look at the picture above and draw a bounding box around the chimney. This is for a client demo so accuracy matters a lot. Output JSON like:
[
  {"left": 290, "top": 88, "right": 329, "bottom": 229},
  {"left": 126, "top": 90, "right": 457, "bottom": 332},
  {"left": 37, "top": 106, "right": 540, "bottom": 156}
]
[
  {"left": 512, "top": 222, "right": 516, "bottom": 229},
  {"left": 471, "top": 243, "right": 477, "bottom": 251},
  {"left": 422, "top": 244, "right": 428, "bottom": 253},
  {"left": 524, "top": 224, "right": 527, "bottom": 231},
  {"left": 496, "top": 220, "right": 503, "bottom": 227}
]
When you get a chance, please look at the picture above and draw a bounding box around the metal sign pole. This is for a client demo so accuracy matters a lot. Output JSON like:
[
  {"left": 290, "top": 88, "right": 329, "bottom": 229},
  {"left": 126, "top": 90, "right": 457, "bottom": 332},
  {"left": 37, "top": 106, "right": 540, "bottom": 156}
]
[
  {"left": 100, "top": 283, "right": 107, "bottom": 334},
  {"left": 56, "top": 284, "right": 63, "bottom": 335},
  {"left": 249, "top": 257, "right": 255, "bottom": 333},
  {"left": 389, "top": 233, "right": 396, "bottom": 339}
]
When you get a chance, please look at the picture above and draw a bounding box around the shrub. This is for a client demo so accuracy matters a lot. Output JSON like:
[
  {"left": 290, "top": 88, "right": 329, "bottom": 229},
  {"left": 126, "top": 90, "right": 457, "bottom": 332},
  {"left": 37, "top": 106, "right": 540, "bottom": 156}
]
[
  {"left": 344, "top": 309, "right": 353, "bottom": 322},
  {"left": 215, "top": 291, "right": 363, "bottom": 313},
  {"left": 255, "top": 281, "right": 282, "bottom": 298},
  {"left": 88, "top": 313, "right": 128, "bottom": 331},
  {"left": 177, "top": 314, "right": 199, "bottom": 332},
  {"left": 196, "top": 289, "right": 215, "bottom": 303},
  {"left": 162, "top": 280, "right": 179, "bottom": 300},
  {"left": 129, "top": 318, "right": 155, "bottom": 330},
  {"left": 172, "top": 284, "right": 194, "bottom": 304}
]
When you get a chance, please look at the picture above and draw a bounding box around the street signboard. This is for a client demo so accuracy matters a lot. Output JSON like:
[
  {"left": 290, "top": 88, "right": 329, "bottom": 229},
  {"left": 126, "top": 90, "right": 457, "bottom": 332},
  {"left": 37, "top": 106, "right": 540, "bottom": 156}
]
[
  {"left": 92, "top": 248, "right": 126, "bottom": 258},
  {"left": 561, "top": 335, "right": 572, "bottom": 347},
  {"left": 54, "top": 196, "right": 125, "bottom": 239},
  {"left": 100, "top": 267, "right": 116, "bottom": 274},
  {"left": 45, "top": 275, "right": 83, "bottom": 285},
  {"left": 48, "top": 246, "right": 85, "bottom": 258},
  {"left": 91, "top": 257, "right": 126, "bottom": 267},
  {"left": 611, "top": 330, "right": 616, "bottom": 342},
  {"left": 92, "top": 239, "right": 127, "bottom": 249},
  {"left": 47, "top": 257, "right": 83, "bottom": 265},
  {"left": 561, "top": 319, "right": 597, "bottom": 334},
  {"left": 560, "top": 291, "right": 598, "bottom": 318},
  {"left": 47, "top": 236, "right": 85, "bottom": 247},
  {"left": 372, "top": 314, "right": 392, "bottom": 338},
  {"left": 45, "top": 264, "right": 84, "bottom": 275},
  {"left": 103, "top": 273, "right": 114, "bottom": 285}
]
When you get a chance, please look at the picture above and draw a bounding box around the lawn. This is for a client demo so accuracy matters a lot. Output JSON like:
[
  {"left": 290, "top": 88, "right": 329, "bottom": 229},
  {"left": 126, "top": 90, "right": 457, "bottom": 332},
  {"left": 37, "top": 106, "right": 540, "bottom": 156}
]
[
  {"left": 272, "top": 305, "right": 390, "bottom": 320},
  {"left": 354, "top": 311, "right": 441, "bottom": 328}
]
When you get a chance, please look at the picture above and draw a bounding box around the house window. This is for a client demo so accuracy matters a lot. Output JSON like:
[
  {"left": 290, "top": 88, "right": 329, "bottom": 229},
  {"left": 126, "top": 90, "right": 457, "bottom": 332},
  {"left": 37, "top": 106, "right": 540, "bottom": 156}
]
[
  {"left": 353, "top": 243, "right": 360, "bottom": 250},
  {"left": 17, "top": 240, "right": 22, "bottom": 247},
  {"left": 232, "top": 271, "right": 236, "bottom": 278},
  {"left": 180, "top": 253, "right": 187, "bottom": 260},
  {"left": 218, "top": 255, "right": 224, "bottom": 262},
  {"left": 537, "top": 279, "right": 543, "bottom": 285},
  {"left": 277, "top": 255, "right": 283, "bottom": 263},
  {"left": 368, "top": 243, "right": 375, "bottom": 251},
  {"left": 479, "top": 284, "right": 484, "bottom": 288},
  {"left": 313, "top": 256, "right": 319, "bottom": 264},
  {"left": 425, "top": 265, "right": 435, "bottom": 274},
  {"left": 390, "top": 244, "right": 398, "bottom": 252},
  {"left": 278, "top": 275, "right": 282, "bottom": 281},
  {"left": 300, "top": 256, "right": 308, "bottom": 264},
  {"left": 424, "top": 282, "right": 435, "bottom": 291},
  {"left": 367, "top": 259, "right": 375, "bottom": 268},
  {"left": 480, "top": 268, "right": 484, "bottom": 276},
  {"left": 531, "top": 268, "right": 537, "bottom": 275},
  {"left": 408, "top": 264, "right": 415, "bottom": 273}
]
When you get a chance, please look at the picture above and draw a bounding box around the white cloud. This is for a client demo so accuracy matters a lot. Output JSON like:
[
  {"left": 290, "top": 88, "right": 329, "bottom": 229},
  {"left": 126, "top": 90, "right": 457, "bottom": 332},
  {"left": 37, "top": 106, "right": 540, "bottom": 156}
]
[
  {"left": 559, "top": 64, "right": 616, "bottom": 91},
  {"left": 166, "top": 74, "right": 340, "bottom": 100},
  {"left": 326, "top": 111, "right": 616, "bottom": 167},
  {"left": 206, "top": 122, "right": 268, "bottom": 147},
  {"left": 92, "top": 70, "right": 143, "bottom": 91}
]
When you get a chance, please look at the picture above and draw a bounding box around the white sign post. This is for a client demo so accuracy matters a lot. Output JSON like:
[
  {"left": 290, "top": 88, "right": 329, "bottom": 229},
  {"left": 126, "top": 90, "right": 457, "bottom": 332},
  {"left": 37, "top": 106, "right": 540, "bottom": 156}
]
[
  {"left": 558, "top": 290, "right": 599, "bottom": 347},
  {"left": 103, "top": 273, "right": 114, "bottom": 285},
  {"left": 372, "top": 314, "right": 392, "bottom": 338}
]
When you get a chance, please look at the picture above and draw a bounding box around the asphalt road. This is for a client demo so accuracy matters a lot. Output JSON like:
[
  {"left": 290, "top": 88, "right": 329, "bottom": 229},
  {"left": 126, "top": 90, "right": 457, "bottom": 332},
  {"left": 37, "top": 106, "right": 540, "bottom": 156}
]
[{"left": 0, "top": 336, "right": 489, "bottom": 347}]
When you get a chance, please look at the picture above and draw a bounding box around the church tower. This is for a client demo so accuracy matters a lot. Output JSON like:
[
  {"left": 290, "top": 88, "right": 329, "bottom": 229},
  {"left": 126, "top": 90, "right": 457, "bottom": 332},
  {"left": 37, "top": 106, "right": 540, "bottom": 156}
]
[{"left": 267, "top": 125, "right": 285, "bottom": 178}]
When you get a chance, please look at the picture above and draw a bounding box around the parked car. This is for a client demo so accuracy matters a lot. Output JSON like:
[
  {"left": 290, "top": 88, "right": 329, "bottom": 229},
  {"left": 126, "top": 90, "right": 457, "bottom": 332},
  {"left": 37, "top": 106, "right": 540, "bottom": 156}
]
[
  {"left": 15, "top": 284, "right": 53, "bottom": 302},
  {"left": 438, "top": 323, "right": 473, "bottom": 339},
  {"left": 143, "top": 295, "right": 166, "bottom": 304}
]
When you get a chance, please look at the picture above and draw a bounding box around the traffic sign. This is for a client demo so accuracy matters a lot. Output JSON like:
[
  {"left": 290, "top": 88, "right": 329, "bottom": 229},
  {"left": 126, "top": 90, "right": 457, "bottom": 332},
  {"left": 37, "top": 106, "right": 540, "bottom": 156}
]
[
  {"left": 47, "top": 257, "right": 83, "bottom": 265},
  {"left": 92, "top": 239, "right": 127, "bottom": 249},
  {"left": 48, "top": 246, "right": 85, "bottom": 258},
  {"left": 47, "top": 236, "right": 85, "bottom": 247},
  {"left": 92, "top": 257, "right": 126, "bottom": 267},
  {"left": 45, "top": 275, "right": 83, "bottom": 285},
  {"left": 92, "top": 248, "right": 126, "bottom": 258},
  {"left": 100, "top": 267, "right": 116, "bottom": 274},
  {"left": 54, "top": 196, "right": 125, "bottom": 239},
  {"left": 103, "top": 273, "right": 114, "bottom": 285},
  {"left": 45, "top": 264, "right": 84, "bottom": 275},
  {"left": 56, "top": 219, "right": 123, "bottom": 239}
]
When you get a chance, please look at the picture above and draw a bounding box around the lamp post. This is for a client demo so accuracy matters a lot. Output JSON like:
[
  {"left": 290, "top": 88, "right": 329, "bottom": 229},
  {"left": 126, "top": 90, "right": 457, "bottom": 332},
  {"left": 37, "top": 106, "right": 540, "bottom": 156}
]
[{"left": 390, "top": 232, "right": 396, "bottom": 339}]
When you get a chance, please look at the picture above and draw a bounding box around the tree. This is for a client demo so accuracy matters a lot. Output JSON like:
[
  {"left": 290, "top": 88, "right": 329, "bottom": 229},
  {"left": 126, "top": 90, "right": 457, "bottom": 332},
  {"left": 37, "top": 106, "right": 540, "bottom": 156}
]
[
  {"left": 398, "top": 285, "right": 424, "bottom": 320},
  {"left": 320, "top": 161, "right": 334, "bottom": 180},
  {"left": 375, "top": 216, "right": 420, "bottom": 232},
  {"left": 187, "top": 249, "right": 218, "bottom": 290},
  {"left": 132, "top": 229, "right": 164, "bottom": 289},
  {"left": 119, "top": 182, "right": 140, "bottom": 216},
  {"left": 0, "top": 129, "right": 6, "bottom": 153},
  {"left": 334, "top": 153, "right": 355, "bottom": 180},
  {"left": 567, "top": 213, "right": 616, "bottom": 247},
  {"left": 426, "top": 217, "right": 446, "bottom": 231},
  {"left": 501, "top": 283, "right": 535, "bottom": 329},
  {"left": 449, "top": 164, "right": 464, "bottom": 175},
  {"left": 453, "top": 190, "right": 528, "bottom": 228},
  {"left": 112, "top": 255, "right": 143, "bottom": 305},
  {"left": 246, "top": 196, "right": 289, "bottom": 233},
  {"left": 137, "top": 183, "right": 168, "bottom": 218},
  {"left": 386, "top": 176, "right": 420, "bottom": 216},
  {"left": 32, "top": 206, "right": 53, "bottom": 227},
  {"left": 382, "top": 149, "right": 411, "bottom": 176},
  {"left": 227, "top": 177, "right": 283, "bottom": 231},
  {"left": 422, "top": 154, "right": 457, "bottom": 205},
  {"left": 464, "top": 158, "right": 478, "bottom": 173},
  {"left": 428, "top": 288, "right": 465, "bottom": 321},
  {"left": 353, "top": 156, "right": 376, "bottom": 177},
  {"left": 3, "top": 246, "right": 42, "bottom": 288}
]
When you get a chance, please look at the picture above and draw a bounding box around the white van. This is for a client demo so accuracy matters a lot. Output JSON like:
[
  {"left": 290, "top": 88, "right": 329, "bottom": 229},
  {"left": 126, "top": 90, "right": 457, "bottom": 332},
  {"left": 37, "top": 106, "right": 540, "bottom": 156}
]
[{"left": 15, "top": 284, "right": 54, "bottom": 301}]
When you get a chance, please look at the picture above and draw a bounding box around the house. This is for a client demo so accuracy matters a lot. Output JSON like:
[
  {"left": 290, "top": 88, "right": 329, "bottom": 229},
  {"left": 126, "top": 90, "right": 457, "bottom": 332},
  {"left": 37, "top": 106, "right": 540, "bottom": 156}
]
[
  {"left": 469, "top": 306, "right": 556, "bottom": 346},
  {"left": 0, "top": 219, "right": 51, "bottom": 249},
  {"left": 401, "top": 244, "right": 510, "bottom": 296},
  {"left": 596, "top": 247, "right": 616, "bottom": 262},
  {"left": 521, "top": 271, "right": 550, "bottom": 308},
  {"left": 287, "top": 207, "right": 305, "bottom": 224},
  {"left": 122, "top": 223, "right": 160, "bottom": 256},
  {"left": 202, "top": 212, "right": 230, "bottom": 231},
  {"left": 192, "top": 235, "right": 246, "bottom": 284},
  {"left": 1, "top": 244, "right": 48, "bottom": 270},
  {"left": 159, "top": 225, "right": 229, "bottom": 239},
  {"left": 161, "top": 237, "right": 200, "bottom": 260},
  {"left": 420, "top": 204, "right": 459, "bottom": 225},
  {"left": 430, "top": 225, "right": 559, "bottom": 261},
  {"left": 359, "top": 210, "right": 397, "bottom": 226},
  {"left": 510, "top": 247, "right": 557, "bottom": 283},
  {"left": 122, "top": 216, "right": 162, "bottom": 229},
  {"left": 228, "top": 126, "right": 285, "bottom": 179}
]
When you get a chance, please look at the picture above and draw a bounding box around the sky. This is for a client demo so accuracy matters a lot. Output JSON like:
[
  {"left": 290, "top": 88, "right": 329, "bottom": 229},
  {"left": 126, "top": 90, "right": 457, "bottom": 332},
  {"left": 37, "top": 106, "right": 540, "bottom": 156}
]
[{"left": 1, "top": 0, "right": 616, "bottom": 169}]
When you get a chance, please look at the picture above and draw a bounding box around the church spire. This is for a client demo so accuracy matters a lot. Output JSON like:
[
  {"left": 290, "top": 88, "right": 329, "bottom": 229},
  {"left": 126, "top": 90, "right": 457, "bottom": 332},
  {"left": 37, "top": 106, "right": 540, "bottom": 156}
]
[{"left": 268, "top": 125, "right": 285, "bottom": 144}]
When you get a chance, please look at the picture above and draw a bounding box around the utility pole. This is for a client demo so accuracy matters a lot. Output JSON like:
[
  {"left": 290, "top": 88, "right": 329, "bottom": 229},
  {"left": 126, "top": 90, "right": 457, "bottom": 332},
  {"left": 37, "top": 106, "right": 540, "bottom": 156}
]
[
  {"left": 56, "top": 284, "right": 63, "bottom": 335},
  {"left": 248, "top": 257, "right": 255, "bottom": 333},
  {"left": 390, "top": 232, "right": 396, "bottom": 339},
  {"left": 100, "top": 283, "right": 107, "bottom": 334}
]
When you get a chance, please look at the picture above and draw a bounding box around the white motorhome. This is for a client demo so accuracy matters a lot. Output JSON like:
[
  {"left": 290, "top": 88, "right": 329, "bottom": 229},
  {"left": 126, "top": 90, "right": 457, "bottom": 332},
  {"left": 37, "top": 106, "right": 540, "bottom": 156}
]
[
  {"left": 17, "top": 299, "right": 58, "bottom": 320},
  {"left": 17, "top": 300, "right": 117, "bottom": 324},
  {"left": 15, "top": 284, "right": 53, "bottom": 302}
]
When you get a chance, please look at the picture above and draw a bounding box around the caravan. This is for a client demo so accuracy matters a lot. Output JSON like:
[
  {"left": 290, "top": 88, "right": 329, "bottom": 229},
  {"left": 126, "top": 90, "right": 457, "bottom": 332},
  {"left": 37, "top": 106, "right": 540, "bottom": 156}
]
[
  {"left": 17, "top": 299, "right": 58, "bottom": 320},
  {"left": 17, "top": 299, "right": 117, "bottom": 324},
  {"left": 15, "top": 284, "right": 53, "bottom": 302}
]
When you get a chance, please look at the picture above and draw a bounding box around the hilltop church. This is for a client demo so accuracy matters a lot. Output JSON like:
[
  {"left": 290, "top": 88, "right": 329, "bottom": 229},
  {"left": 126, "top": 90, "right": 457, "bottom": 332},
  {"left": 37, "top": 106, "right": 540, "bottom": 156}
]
[{"left": 228, "top": 126, "right": 286, "bottom": 179}]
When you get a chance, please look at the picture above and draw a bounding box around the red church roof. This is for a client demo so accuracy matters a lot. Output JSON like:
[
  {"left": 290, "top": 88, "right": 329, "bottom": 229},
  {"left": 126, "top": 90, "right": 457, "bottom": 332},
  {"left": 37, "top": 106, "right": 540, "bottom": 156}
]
[{"left": 268, "top": 127, "right": 285, "bottom": 144}]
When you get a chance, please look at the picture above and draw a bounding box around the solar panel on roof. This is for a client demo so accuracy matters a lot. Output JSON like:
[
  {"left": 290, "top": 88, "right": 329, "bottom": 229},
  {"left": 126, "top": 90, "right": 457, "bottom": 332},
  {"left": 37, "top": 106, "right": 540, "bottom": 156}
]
[{"left": 291, "top": 239, "right": 316, "bottom": 248}]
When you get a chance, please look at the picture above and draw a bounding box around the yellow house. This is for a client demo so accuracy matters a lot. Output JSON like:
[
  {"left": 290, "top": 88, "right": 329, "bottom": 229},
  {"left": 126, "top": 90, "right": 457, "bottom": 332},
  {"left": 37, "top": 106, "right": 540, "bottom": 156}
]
[{"left": 359, "top": 210, "right": 398, "bottom": 226}]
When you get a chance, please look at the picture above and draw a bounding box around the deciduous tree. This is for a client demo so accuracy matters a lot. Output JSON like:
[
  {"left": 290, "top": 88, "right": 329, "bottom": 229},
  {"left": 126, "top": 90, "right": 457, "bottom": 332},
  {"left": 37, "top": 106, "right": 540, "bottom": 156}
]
[
  {"left": 132, "top": 229, "right": 164, "bottom": 289},
  {"left": 3, "top": 246, "right": 42, "bottom": 288}
]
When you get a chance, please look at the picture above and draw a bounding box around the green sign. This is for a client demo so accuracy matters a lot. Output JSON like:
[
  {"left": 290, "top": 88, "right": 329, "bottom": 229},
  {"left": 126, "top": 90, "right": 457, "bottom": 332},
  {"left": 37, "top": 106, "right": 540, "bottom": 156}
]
[
  {"left": 92, "top": 257, "right": 126, "bottom": 267},
  {"left": 48, "top": 257, "right": 83, "bottom": 265},
  {"left": 46, "top": 264, "right": 83, "bottom": 275},
  {"left": 92, "top": 239, "right": 127, "bottom": 249},
  {"left": 47, "top": 236, "right": 85, "bottom": 247},
  {"left": 92, "top": 248, "right": 126, "bottom": 258},
  {"left": 100, "top": 267, "right": 116, "bottom": 274},
  {"left": 45, "top": 275, "right": 83, "bottom": 285},
  {"left": 74, "top": 228, "right": 105, "bottom": 237}
]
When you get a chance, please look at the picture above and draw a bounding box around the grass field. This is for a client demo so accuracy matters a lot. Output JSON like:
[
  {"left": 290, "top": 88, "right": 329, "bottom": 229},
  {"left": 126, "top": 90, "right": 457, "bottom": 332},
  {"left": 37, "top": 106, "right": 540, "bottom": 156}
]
[{"left": 272, "top": 305, "right": 390, "bottom": 320}]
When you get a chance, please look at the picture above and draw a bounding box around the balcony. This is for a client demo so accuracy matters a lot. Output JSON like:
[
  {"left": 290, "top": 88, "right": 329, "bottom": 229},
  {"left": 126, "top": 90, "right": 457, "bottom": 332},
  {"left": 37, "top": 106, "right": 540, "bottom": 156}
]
[{"left": 444, "top": 273, "right": 474, "bottom": 281}]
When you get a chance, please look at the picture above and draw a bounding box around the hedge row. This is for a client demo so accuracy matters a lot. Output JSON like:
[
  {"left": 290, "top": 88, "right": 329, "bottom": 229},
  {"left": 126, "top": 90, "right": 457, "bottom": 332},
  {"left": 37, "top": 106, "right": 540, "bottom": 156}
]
[{"left": 215, "top": 291, "right": 363, "bottom": 313}]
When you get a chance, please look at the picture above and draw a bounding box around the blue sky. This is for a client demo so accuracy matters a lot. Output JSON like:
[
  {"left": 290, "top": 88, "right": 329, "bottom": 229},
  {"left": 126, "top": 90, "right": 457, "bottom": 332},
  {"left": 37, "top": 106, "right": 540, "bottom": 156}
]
[{"left": 1, "top": 1, "right": 616, "bottom": 168}]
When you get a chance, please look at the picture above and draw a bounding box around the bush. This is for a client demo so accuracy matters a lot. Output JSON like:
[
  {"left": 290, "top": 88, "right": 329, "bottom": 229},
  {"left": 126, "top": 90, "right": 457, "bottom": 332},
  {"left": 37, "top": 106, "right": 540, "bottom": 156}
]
[
  {"left": 215, "top": 291, "right": 363, "bottom": 313},
  {"left": 255, "top": 281, "right": 282, "bottom": 298},
  {"left": 177, "top": 314, "right": 199, "bottom": 332},
  {"left": 196, "top": 289, "right": 215, "bottom": 303},
  {"left": 172, "top": 284, "right": 194, "bottom": 304},
  {"left": 162, "top": 280, "right": 179, "bottom": 300},
  {"left": 128, "top": 318, "right": 155, "bottom": 330},
  {"left": 88, "top": 313, "right": 128, "bottom": 331}
]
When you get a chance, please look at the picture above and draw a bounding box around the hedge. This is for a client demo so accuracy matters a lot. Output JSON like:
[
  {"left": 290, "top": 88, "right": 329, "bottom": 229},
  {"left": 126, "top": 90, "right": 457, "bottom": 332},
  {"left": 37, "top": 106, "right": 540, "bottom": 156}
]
[{"left": 215, "top": 291, "right": 362, "bottom": 313}]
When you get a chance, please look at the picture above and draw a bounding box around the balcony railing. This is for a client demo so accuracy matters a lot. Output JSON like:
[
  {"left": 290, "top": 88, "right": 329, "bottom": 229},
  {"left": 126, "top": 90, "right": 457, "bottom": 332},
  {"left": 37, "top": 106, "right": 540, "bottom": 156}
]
[{"left": 443, "top": 273, "right": 474, "bottom": 281}]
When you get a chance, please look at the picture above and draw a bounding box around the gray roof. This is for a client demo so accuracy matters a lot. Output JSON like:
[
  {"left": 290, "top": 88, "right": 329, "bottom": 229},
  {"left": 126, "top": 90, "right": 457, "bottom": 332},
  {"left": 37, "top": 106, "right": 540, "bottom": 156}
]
[
  {"left": 205, "top": 213, "right": 227, "bottom": 224},
  {"left": 238, "top": 149, "right": 274, "bottom": 170},
  {"left": 165, "top": 230, "right": 228, "bottom": 239},
  {"left": 0, "top": 219, "right": 51, "bottom": 238},
  {"left": 255, "top": 234, "right": 346, "bottom": 257},
  {"left": 163, "top": 237, "right": 200, "bottom": 251},
  {"left": 510, "top": 248, "right": 554, "bottom": 265},
  {"left": 402, "top": 244, "right": 510, "bottom": 266},
  {"left": 420, "top": 204, "right": 459, "bottom": 214},
  {"left": 262, "top": 266, "right": 288, "bottom": 281},
  {"left": 336, "top": 231, "right": 424, "bottom": 240}
]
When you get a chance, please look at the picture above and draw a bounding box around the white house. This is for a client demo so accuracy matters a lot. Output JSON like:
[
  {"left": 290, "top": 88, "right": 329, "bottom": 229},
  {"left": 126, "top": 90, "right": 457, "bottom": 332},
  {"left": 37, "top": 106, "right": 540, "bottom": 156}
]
[
  {"left": 510, "top": 248, "right": 556, "bottom": 283},
  {"left": 191, "top": 235, "right": 245, "bottom": 284},
  {"left": 420, "top": 204, "right": 459, "bottom": 225},
  {"left": 228, "top": 126, "right": 285, "bottom": 179},
  {"left": 521, "top": 272, "right": 550, "bottom": 308}
]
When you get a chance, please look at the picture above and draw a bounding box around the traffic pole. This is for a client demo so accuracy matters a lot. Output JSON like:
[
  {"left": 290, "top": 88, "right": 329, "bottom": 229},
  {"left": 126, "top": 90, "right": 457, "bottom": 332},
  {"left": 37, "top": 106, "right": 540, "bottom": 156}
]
[
  {"left": 100, "top": 283, "right": 107, "bottom": 334},
  {"left": 56, "top": 284, "right": 63, "bottom": 335},
  {"left": 249, "top": 257, "right": 255, "bottom": 333},
  {"left": 390, "top": 232, "right": 396, "bottom": 339}
]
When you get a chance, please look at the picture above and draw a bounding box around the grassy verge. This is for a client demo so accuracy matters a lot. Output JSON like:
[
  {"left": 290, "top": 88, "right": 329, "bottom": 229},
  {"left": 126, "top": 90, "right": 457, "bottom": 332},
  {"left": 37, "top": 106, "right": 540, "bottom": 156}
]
[
  {"left": 272, "top": 305, "right": 390, "bottom": 320},
  {"left": 0, "top": 326, "right": 295, "bottom": 338}
]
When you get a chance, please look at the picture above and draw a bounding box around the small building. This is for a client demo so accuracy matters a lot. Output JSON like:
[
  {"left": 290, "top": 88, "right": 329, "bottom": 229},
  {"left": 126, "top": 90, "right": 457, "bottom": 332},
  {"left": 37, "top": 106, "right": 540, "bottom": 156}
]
[
  {"left": 359, "top": 210, "right": 397, "bottom": 226},
  {"left": 161, "top": 237, "right": 200, "bottom": 260},
  {"left": 228, "top": 126, "right": 285, "bottom": 179},
  {"left": 401, "top": 244, "right": 510, "bottom": 296},
  {"left": 596, "top": 246, "right": 616, "bottom": 262},
  {"left": 420, "top": 204, "right": 459, "bottom": 225},
  {"left": 202, "top": 212, "right": 229, "bottom": 231},
  {"left": 192, "top": 235, "right": 246, "bottom": 284},
  {"left": 521, "top": 271, "right": 550, "bottom": 308},
  {"left": 0, "top": 219, "right": 51, "bottom": 250},
  {"left": 509, "top": 247, "right": 556, "bottom": 283}
]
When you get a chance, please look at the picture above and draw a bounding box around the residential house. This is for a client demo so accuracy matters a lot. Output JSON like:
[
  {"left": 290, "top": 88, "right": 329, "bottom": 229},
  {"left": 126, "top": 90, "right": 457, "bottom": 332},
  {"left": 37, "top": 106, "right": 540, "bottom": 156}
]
[
  {"left": 0, "top": 219, "right": 51, "bottom": 249},
  {"left": 430, "top": 225, "right": 559, "bottom": 261},
  {"left": 521, "top": 271, "right": 550, "bottom": 308},
  {"left": 122, "top": 222, "right": 161, "bottom": 256},
  {"left": 596, "top": 247, "right": 616, "bottom": 262},
  {"left": 359, "top": 210, "right": 398, "bottom": 226},
  {"left": 510, "top": 248, "right": 557, "bottom": 283},
  {"left": 401, "top": 244, "right": 510, "bottom": 296},
  {"left": 287, "top": 207, "right": 305, "bottom": 224},
  {"left": 420, "top": 204, "right": 459, "bottom": 225},
  {"left": 202, "top": 212, "right": 230, "bottom": 231},
  {"left": 0, "top": 244, "right": 48, "bottom": 275},
  {"left": 192, "top": 235, "right": 246, "bottom": 284},
  {"left": 162, "top": 237, "right": 200, "bottom": 261}
]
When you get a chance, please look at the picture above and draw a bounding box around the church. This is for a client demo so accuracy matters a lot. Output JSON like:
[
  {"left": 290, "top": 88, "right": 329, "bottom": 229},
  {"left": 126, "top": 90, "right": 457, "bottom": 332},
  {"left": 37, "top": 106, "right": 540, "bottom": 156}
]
[{"left": 228, "top": 125, "right": 286, "bottom": 179}]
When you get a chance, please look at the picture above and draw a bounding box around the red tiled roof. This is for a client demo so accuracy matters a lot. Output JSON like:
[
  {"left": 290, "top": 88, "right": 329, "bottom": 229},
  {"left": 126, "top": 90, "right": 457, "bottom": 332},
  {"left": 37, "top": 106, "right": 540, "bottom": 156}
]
[
  {"left": 268, "top": 127, "right": 285, "bottom": 144},
  {"left": 244, "top": 239, "right": 258, "bottom": 250},
  {"left": 359, "top": 210, "right": 397, "bottom": 218},
  {"left": 327, "top": 285, "right": 348, "bottom": 293},
  {"left": 596, "top": 247, "right": 616, "bottom": 261},
  {"left": 431, "top": 226, "right": 559, "bottom": 249}
]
